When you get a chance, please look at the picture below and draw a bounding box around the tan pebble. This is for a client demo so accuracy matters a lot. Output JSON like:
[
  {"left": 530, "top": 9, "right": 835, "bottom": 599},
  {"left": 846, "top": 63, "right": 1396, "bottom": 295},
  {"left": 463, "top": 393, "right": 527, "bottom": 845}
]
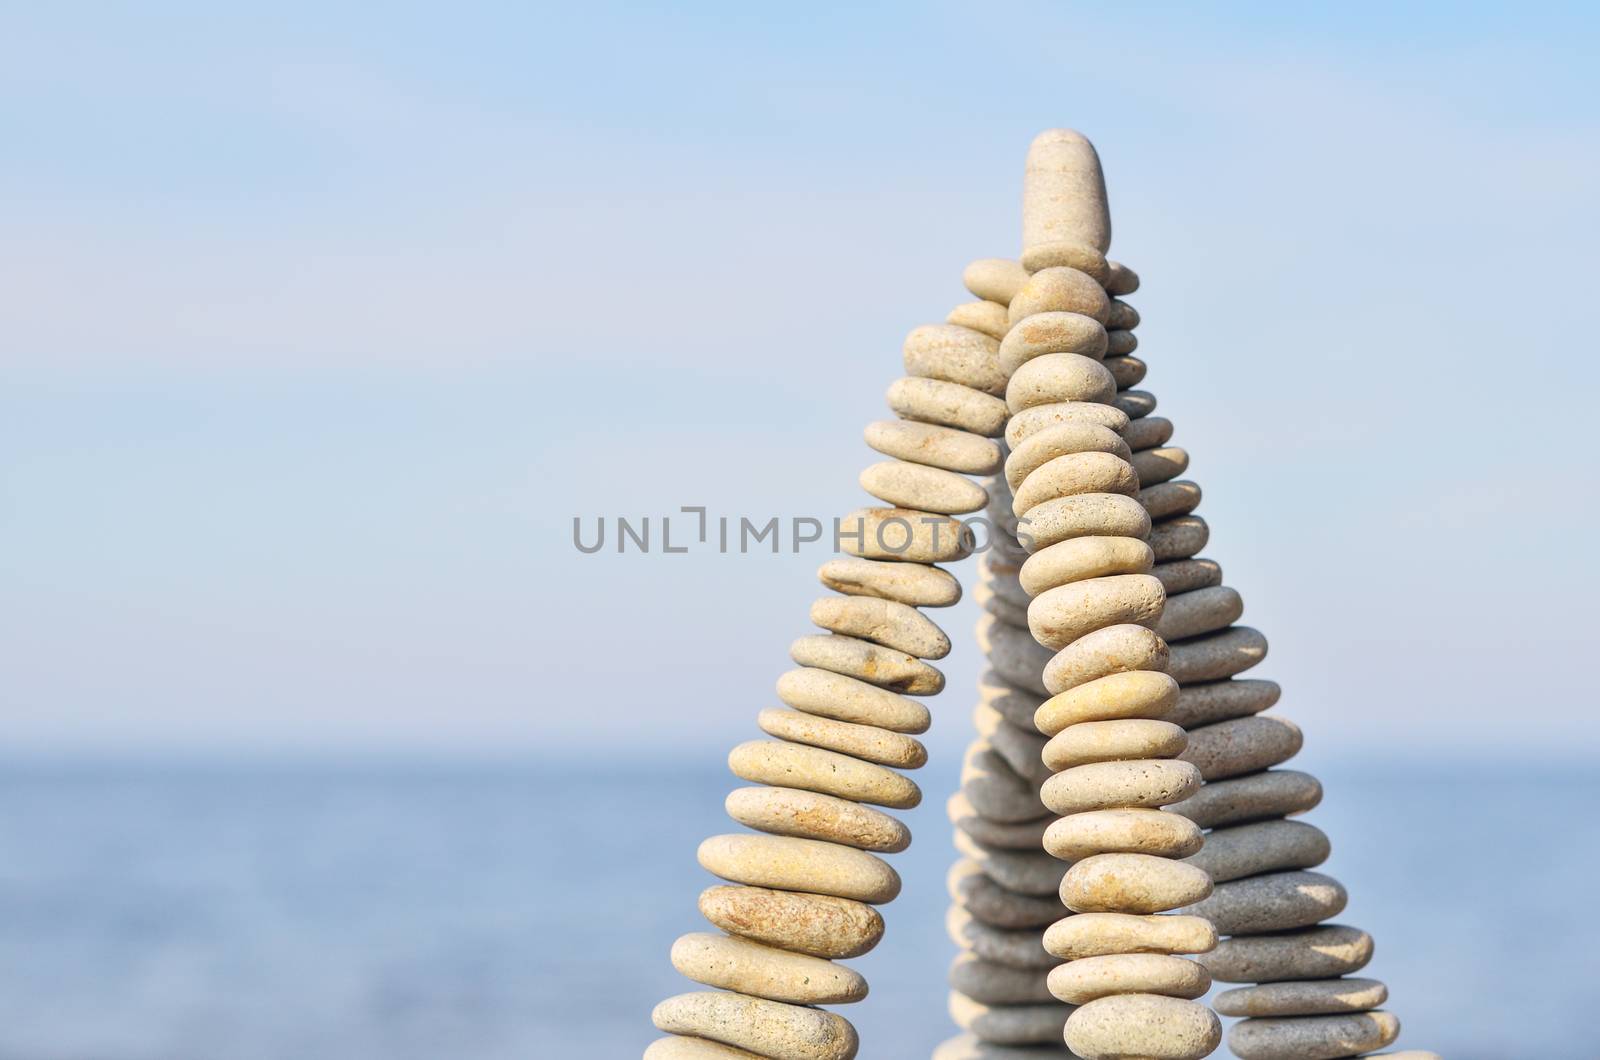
[
  {"left": 1229, "top": 1010, "right": 1400, "bottom": 1060},
  {"left": 1214, "top": 976, "right": 1388, "bottom": 1017},
  {"left": 1102, "top": 354, "right": 1145, "bottom": 388},
  {"left": 1166, "top": 624, "right": 1267, "bottom": 683},
  {"left": 1019, "top": 535, "right": 1153, "bottom": 596},
  {"left": 699, "top": 885, "right": 882, "bottom": 960},
  {"left": 1114, "top": 389, "right": 1157, "bottom": 419},
  {"left": 887, "top": 376, "right": 1010, "bottom": 437},
  {"left": 977, "top": 581, "right": 1031, "bottom": 628},
  {"left": 1021, "top": 240, "right": 1110, "bottom": 281},
  {"left": 809, "top": 593, "right": 952, "bottom": 657},
  {"left": 670, "top": 931, "right": 867, "bottom": 1005},
  {"left": 1043, "top": 807, "right": 1202, "bottom": 861},
  {"left": 1009, "top": 267, "right": 1112, "bottom": 327},
  {"left": 644, "top": 1035, "right": 766, "bottom": 1059},
  {"left": 1153, "top": 558, "right": 1221, "bottom": 595},
  {"left": 962, "top": 741, "right": 1046, "bottom": 823},
  {"left": 1166, "top": 678, "right": 1279, "bottom": 729},
  {"left": 1023, "top": 129, "right": 1112, "bottom": 254},
  {"left": 697, "top": 834, "right": 900, "bottom": 904},
  {"left": 1042, "top": 719, "right": 1188, "bottom": 771},
  {"left": 1149, "top": 514, "right": 1208, "bottom": 561},
  {"left": 1028, "top": 573, "right": 1164, "bottom": 651},
  {"left": 1185, "top": 819, "right": 1330, "bottom": 883},
  {"left": 1061, "top": 852, "right": 1213, "bottom": 914},
  {"left": 1013, "top": 452, "right": 1140, "bottom": 519},
  {"left": 998, "top": 311, "right": 1108, "bottom": 375},
  {"left": 859, "top": 459, "right": 988, "bottom": 515},
  {"left": 948, "top": 299, "right": 1010, "bottom": 340},
  {"left": 1065, "top": 994, "right": 1220, "bottom": 1060},
  {"left": 1048, "top": 953, "right": 1209, "bottom": 1005},
  {"left": 728, "top": 740, "right": 921, "bottom": 810},
  {"left": 977, "top": 615, "right": 1054, "bottom": 697},
  {"left": 950, "top": 791, "right": 1051, "bottom": 850},
  {"left": 980, "top": 553, "right": 1031, "bottom": 606},
  {"left": 789, "top": 632, "right": 945, "bottom": 695},
  {"left": 932, "top": 1032, "right": 1065, "bottom": 1059},
  {"left": 837, "top": 506, "right": 972, "bottom": 564},
  {"left": 1005, "top": 421, "right": 1130, "bottom": 490},
  {"left": 1188, "top": 870, "right": 1348, "bottom": 935},
  {"left": 1157, "top": 585, "right": 1243, "bottom": 642},
  {"left": 1181, "top": 715, "right": 1302, "bottom": 780},
  {"left": 1131, "top": 446, "right": 1189, "bottom": 487},
  {"left": 1106, "top": 299, "right": 1140, "bottom": 331},
  {"left": 652, "top": 991, "right": 858, "bottom": 1060},
  {"left": 1139, "top": 479, "right": 1201, "bottom": 521},
  {"left": 758, "top": 708, "right": 927, "bottom": 770},
  {"left": 949, "top": 991, "right": 1071, "bottom": 1045},
  {"left": 777, "top": 667, "right": 930, "bottom": 734},
  {"left": 725, "top": 785, "right": 910, "bottom": 852},
  {"left": 1006, "top": 401, "right": 1129, "bottom": 448},
  {"left": 973, "top": 702, "right": 1052, "bottom": 784},
  {"left": 1042, "top": 759, "right": 1201, "bottom": 816},
  {"left": 948, "top": 860, "right": 1064, "bottom": 929},
  {"left": 980, "top": 669, "right": 1047, "bottom": 730},
  {"left": 1018, "top": 493, "right": 1150, "bottom": 554},
  {"left": 964, "top": 258, "right": 1030, "bottom": 305},
  {"left": 1044, "top": 912, "right": 1216, "bottom": 960},
  {"left": 946, "top": 906, "right": 1057, "bottom": 969},
  {"left": 954, "top": 830, "right": 1067, "bottom": 897},
  {"left": 904, "top": 323, "right": 1008, "bottom": 396},
  {"left": 1035, "top": 670, "right": 1178, "bottom": 735},
  {"left": 1123, "top": 416, "right": 1174, "bottom": 452},
  {"left": 1105, "top": 330, "right": 1137, "bottom": 356},
  {"left": 1167, "top": 769, "right": 1323, "bottom": 829},
  {"left": 1105, "top": 261, "right": 1139, "bottom": 295},
  {"left": 817, "top": 556, "right": 961, "bottom": 608},
  {"left": 950, "top": 952, "right": 1056, "bottom": 1005},
  {"left": 1006, "top": 353, "right": 1117, "bottom": 414},
  {"left": 1202, "top": 924, "right": 1373, "bottom": 983},
  {"left": 864, "top": 418, "right": 1002, "bottom": 476},
  {"left": 1042, "top": 623, "right": 1169, "bottom": 697}
]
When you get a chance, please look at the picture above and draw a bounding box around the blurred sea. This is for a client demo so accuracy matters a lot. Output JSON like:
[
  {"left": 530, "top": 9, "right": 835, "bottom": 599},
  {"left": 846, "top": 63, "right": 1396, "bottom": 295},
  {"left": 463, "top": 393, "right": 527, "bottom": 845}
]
[{"left": 0, "top": 755, "right": 1593, "bottom": 1059}]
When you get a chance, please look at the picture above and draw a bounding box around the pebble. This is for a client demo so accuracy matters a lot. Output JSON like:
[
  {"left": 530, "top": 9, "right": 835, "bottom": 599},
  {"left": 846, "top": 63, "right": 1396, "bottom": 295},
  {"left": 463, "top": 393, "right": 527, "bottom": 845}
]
[
  {"left": 948, "top": 299, "right": 1011, "bottom": 340},
  {"left": 1041, "top": 759, "right": 1202, "bottom": 816},
  {"left": 1005, "top": 421, "right": 1130, "bottom": 489},
  {"left": 1105, "top": 261, "right": 1139, "bottom": 295},
  {"left": 1034, "top": 671, "right": 1179, "bottom": 735},
  {"left": 1152, "top": 558, "right": 1221, "bottom": 595},
  {"left": 933, "top": 1033, "right": 1065, "bottom": 1059},
  {"left": 1013, "top": 452, "right": 1141, "bottom": 519},
  {"left": 1156, "top": 586, "right": 1243, "bottom": 642},
  {"left": 962, "top": 742, "right": 1047, "bottom": 823},
  {"left": 1106, "top": 299, "right": 1140, "bottom": 330},
  {"left": 1042, "top": 719, "right": 1189, "bottom": 771},
  {"left": 978, "top": 581, "right": 1031, "bottom": 628},
  {"left": 949, "top": 992, "right": 1072, "bottom": 1045},
  {"left": 644, "top": 1036, "right": 766, "bottom": 1059},
  {"left": 955, "top": 830, "right": 1067, "bottom": 897},
  {"left": 998, "top": 311, "right": 1109, "bottom": 374},
  {"left": 1180, "top": 715, "right": 1303, "bottom": 780},
  {"left": 977, "top": 616, "right": 1054, "bottom": 697},
  {"left": 973, "top": 702, "right": 1052, "bottom": 784},
  {"left": 1114, "top": 389, "right": 1157, "bottom": 419},
  {"left": 817, "top": 557, "right": 962, "bottom": 608},
  {"left": 1061, "top": 852, "right": 1213, "bottom": 914},
  {"left": 1006, "top": 353, "right": 1118, "bottom": 413},
  {"left": 979, "top": 670, "right": 1047, "bottom": 730},
  {"left": 1006, "top": 401, "right": 1129, "bottom": 448},
  {"left": 1023, "top": 129, "right": 1112, "bottom": 254},
  {"left": 1064, "top": 994, "right": 1221, "bottom": 1060},
  {"left": 1132, "top": 447, "right": 1189, "bottom": 486},
  {"left": 652, "top": 991, "right": 859, "bottom": 1060},
  {"left": 1019, "top": 535, "right": 1154, "bottom": 596},
  {"left": 1188, "top": 870, "right": 1348, "bottom": 935},
  {"left": 1027, "top": 573, "right": 1165, "bottom": 651},
  {"left": 865, "top": 418, "right": 1002, "bottom": 476},
  {"left": 1018, "top": 494, "right": 1151, "bottom": 554},
  {"left": 777, "top": 667, "right": 931, "bottom": 734},
  {"left": 1048, "top": 953, "right": 1210, "bottom": 1005},
  {"left": 1044, "top": 912, "right": 1216, "bottom": 961},
  {"left": 1229, "top": 1010, "right": 1400, "bottom": 1060},
  {"left": 810, "top": 593, "right": 952, "bottom": 657},
  {"left": 1202, "top": 924, "right": 1374, "bottom": 982},
  {"left": 789, "top": 633, "right": 945, "bottom": 695},
  {"left": 964, "top": 258, "right": 1031, "bottom": 305},
  {"left": 757, "top": 708, "right": 927, "bottom": 769},
  {"left": 1043, "top": 806, "right": 1201, "bottom": 860},
  {"left": 951, "top": 793, "right": 1051, "bottom": 850},
  {"left": 947, "top": 906, "right": 1057, "bottom": 969},
  {"left": 949, "top": 860, "right": 1065, "bottom": 929},
  {"left": 1042, "top": 624, "right": 1169, "bottom": 697},
  {"left": 670, "top": 932, "right": 868, "bottom": 1005},
  {"left": 860, "top": 459, "right": 989, "bottom": 515},
  {"left": 904, "top": 323, "right": 1008, "bottom": 396},
  {"left": 698, "top": 885, "right": 883, "bottom": 960},
  {"left": 1122, "top": 415, "right": 1173, "bottom": 452},
  {"left": 950, "top": 952, "right": 1057, "bottom": 1005},
  {"left": 1020, "top": 240, "right": 1111, "bottom": 281},
  {"left": 1106, "top": 329, "right": 1138, "bottom": 355},
  {"left": 1214, "top": 977, "right": 1388, "bottom": 1017},
  {"left": 1186, "top": 819, "right": 1330, "bottom": 883},
  {"left": 1149, "top": 514, "right": 1208, "bottom": 561},
  {"left": 725, "top": 785, "right": 911, "bottom": 852},
  {"left": 837, "top": 506, "right": 972, "bottom": 564},
  {"left": 1166, "top": 625, "right": 1267, "bottom": 683},
  {"left": 1009, "top": 266, "right": 1112, "bottom": 326},
  {"left": 1167, "top": 769, "right": 1323, "bottom": 829},
  {"left": 1102, "top": 354, "right": 1145, "bottom": 388},
  {"left": 698, "top": 834, "right": 901, "bottom": 904},
  {"left": 887, "top": 376, "right": 1011, "bottom": 437},
  {"left": 1140, "top": 481, "right": 1201, "bottom": 521}
]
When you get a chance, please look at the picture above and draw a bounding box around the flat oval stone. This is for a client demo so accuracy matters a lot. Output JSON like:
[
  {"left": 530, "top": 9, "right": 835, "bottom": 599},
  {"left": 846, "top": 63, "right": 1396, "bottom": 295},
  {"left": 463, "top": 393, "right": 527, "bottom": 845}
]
[
  {"left": 1035, "top": 671, "right": 1179, "bottom": 735},
  {"left": 1186, "top": 819, "right": 1330, "bottom": 883},
  {"left": 1106, "top": 299, "right": 1140, "bottom": 330},
  {"left": 1024, "top": 129, "right": 1112, "bottom": 252},
  {"left": 949, "top": 859, "right": 1064, "bottom": 929},
  {"left": 1048, "top": 953, "right": 1209, "bottom": 1005},
  {"left": 1020, "top": 239, "right": 1109, "bottom": 280},
  {"left": 1181, "top": 715, "right": 1303, "bottom": 780},
  {"left": 947, "top": 906, "right": 1057, "bottom": 969},
  {"left": 1042, "top": 624, "right": 1169, "bottom": 697},
  {"left": 1188, "top": 870, "right": 1348, "bottom": 935},
  {"left": 904, "top": 323, "right": 1008, "bottom": 396},
  {"left": 977, "top": 615, "right": 1054, "bottom": 697},
  {"left": 950, "top": 792, "right": 1051, "bottom": 850},
  {"left": 860, "top": 459, "right": 988, "bottom": 515},
  {"left": 789, "top": 633, "right": 944, "bottom": 695},
  {"left": 1140, "top": 480, "right": 1202, "bottom": 521},
  {"left": 950, "top": 952, "right": 1056, "bottom": 1005},
  {"left": 699, "top": 885, "right": 883, "bottom": 960},
  {"left": 758, "top": 708, "right": 927, "bottom": 770},
  {"left": 1017, "top": 493, "right": 1150, "bottom": 554},
  {"left": 1122, "top": 415, "right": 1173, "bottom": 452},
  {"left": 1061, "top": 852, "right": 1213, "bottom": 914},
  {"left": 887, "top": 376, "right": 1010, "bottom": 437},
  {"left": 998, "top": 311, "right": 1108, "bottom": 374},
  {"left": 1105, "top": 261, "right": 1139, "bottom": 295},
  {"left": 948, "top": 299, "right": 1010, "bottom": 340},
  {"left": 973, "top": 702, "right": 1052, "bottom": 785},
  {"left": 777, "top": 667, "right": 931, "bottom": 734},
  {"left": 728, "top": 741, "right": 921, "bottom": 809},
  {"left": 818, "top": 557, "right": 962, "bottom": 608},
  {"left": 980, "top": 669, "right": 1048, "bottom": 730},
  {"left": 1149, "top": 514, "right": 1208, "bottom": 561},
  {"left": 1132, "top": 446, "right": 1189, "bottom": 487},
  {"left": 964, "top": 258, "right": 1030, "bottom": 304},
  {"left": 1044, "top": 807, "right": 1202, "bottom": 861},
  {"left": 1065, "top": 994, "right": 1220, "bottom": 1060},
  {"left": 948, "top": 992, "right": 1071, "bottom": 1045},
  {"left": 933, "top": 1032, "right": 1064, "bottom": 1059},
  {"left": 1009, "top": 266, "right": 1111, "bottom": 326},
  {"left": 810, "top": 593, "right": 952, "bottom": 657},
  {"left": 1214, "top": 977, "right": 1388, "bottom": 1017},
  {"left": 1042, "top": 759, "right": 1202, "bottom": 816},
  {"left": 1005, "top": 421, "right": 1130, "bottom": 490},
  {"left": 670, "top": 931, "right": 868, "bottom": 1005},
  {"left": 1042, "top": 719, "right": 1189, "bottom": 771},
  {"left": 837, "top": 506, "right": 972, "bottom": 564},
  {"left": 1167, "top": 625, "right": 1267, "bottom": 683},
  {"left": 652, "top": 991, "right": 858, "bottom": 1060},
  {"left": 1020, "top": 535, "right": 1153, "bottom": 596},
  {"left": 1165, "top": 679, "right": 1280, "bottom": 731},
  {"left": 1044, "top": 912, "right": 1216, "bottom": 960},
  {"left": 644, "top": 1036, "right": 767, "bottom": 1059},
  {"left": 1028, "top": 573, "right": 1165, "bottom": 651},
  {"left": 1167, "top": 769, "right": 1323, "bottom": 829},
  {"left": 698, "top": 834, "right": 900, "bottom": 904},
  {"left": 977, "top": 581, "right": 1031, "bottom": 629},
  {"left": 1106, "top": 329, "right": 1138, "bottom": 355},
  {"left": 725, "top": 785, "right": 911, "bottom": 852},
  {"left": 1013, "top": 452, "right": 1140, "bottom": 519},
  {"left": 864, "top": 419, "right": 1002, "bottom": 476},
  {"left": 1153, "top": 558, "right": 1222, "bottom": 595},
  {"left": 1114, "top": 389, "right": 1157, "bottom": 419},
  {"left": 1007, "top": 353, "right": 1117, "bottom": 414},
  {"left": 1229, "top": 1010, "right": 1399, "bottom": 1060},
  {"left": 1102, "top": 354, "right": 1145, "bottom": 388},
  {"left": 1156, "top": 586, "right": 1244, "bottom": 643},
  {"left": 962, "top": 741, "right": 1047, "bottom": 823},
  {"left": 1006, "top": 401, "right": 1129, "bottom": 448},
  {"left": 954, "top": 830, "right": 1067, "bottom": 897},
  {"left": 1202, "top": 924, "right": 1374, "bottom": 983}
]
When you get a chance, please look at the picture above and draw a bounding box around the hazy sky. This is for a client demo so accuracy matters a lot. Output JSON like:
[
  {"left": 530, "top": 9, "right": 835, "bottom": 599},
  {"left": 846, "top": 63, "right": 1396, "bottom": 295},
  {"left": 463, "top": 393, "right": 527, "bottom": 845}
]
[{"left": 4, "top": 2, "right": 1598, "bottom": 759}]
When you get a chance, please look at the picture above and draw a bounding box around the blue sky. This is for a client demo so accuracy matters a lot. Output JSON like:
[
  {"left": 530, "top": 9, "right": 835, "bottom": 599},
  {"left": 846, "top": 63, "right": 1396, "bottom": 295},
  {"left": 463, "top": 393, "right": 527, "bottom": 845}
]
[{"left": 4, "top": 2, "right": 1598, "bottom": 758}]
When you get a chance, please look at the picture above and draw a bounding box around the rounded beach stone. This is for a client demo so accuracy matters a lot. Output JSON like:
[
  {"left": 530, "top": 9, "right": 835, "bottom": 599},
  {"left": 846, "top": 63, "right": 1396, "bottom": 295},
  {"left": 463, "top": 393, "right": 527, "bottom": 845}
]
[
  {"left": 977, "top": 616, "right": 1054, "bottom": 697},
  {"left": 1042, "top": 759, "right": 1202, "bottom": 816},
  {"left": 699, "top": 885, "right": 883, "bottom": 960},
  {"left": 904, "top": 323, "right": 1008, "bottom": 396},
  {"left": 1106, "top": 299, "right": 1140, "bottom": 330},
  {"left": 652, "top": 991, "right": 858, "bottom": 1060},
  {"left": 998, "top": 311, "right": 1108, "bottom": 375},
  {"left": 1167, "top": 769, "right": 1323, "bottom": 829},
  {"left": 1061, "top": 852, "right": 1213, "bottom": 914},
  {"left": 887, "top": 376, "right": 1011, "bottom": 437},
  {"left": 951, "top": 792, "right": 1051, "bottom": 850},
  {"left": 949, "top": 860, "right": 1064, "bottom": 929},
  {"left": 1114, "top": 389, "right": 1157, "bottom": 419},
  {"left": 1202, "top": 924, "right": 1374, "bottom": 982},
  {"left": 955, "top": 830, "right": 1066, "bottom": 897},
  {"left": 1214, "top": 977, "right": 1388, "bottom": 1018},
  {"left": 950, "top": 952, "right": 1057, "bottom": 1005},
  {"left": 1230, "top": 1011, "right": 1400, "bottom": 1060},
  {"left": 1027, "top": 573, "right": 1164, "bottom": 651},
  {"left": 1131, "top": 447, "right": 1188, "bottom": 488},
  {"left": 789, "top": 633, "right": 944, "bottom": 695},
  {"left": 1023, "top": 129, "right": 1112, "bottom": 253},
  {"left": 1020, "top": 239, "right": 1110, "bottom": 280},
  {"left": 1013, "top": 452, "right": 1140, "bottom": 519},
  {"left": 1044, "top": 912, "right": 1216, "bottom": 961},
  {"left": 1042, "top": 719, "right": 1189, "bottom": 771},
  {"left": 757, "top": 708, "right": 927, "bottom": 769},
  {"left": 864, "top": 419, "right": 1002, "bottom": 476},
  {"left": 1180, "top": 715, "right": 1302, "bottom": 781},
  {"left": 725, "top": 785, "right": 910, "bottom": 852},
  {"left": 1009, "top": 267, "right": 1112, "bottom": 326},
  {"left": 1042, "top": 624, "right": 1169, "bottom": 697},
  {"left": 1156, "top": 586, "right": 1243, "bottom": 642},
  {"left": 980, "top": 670, "right": 1047, "bottom": 730},
  {"left": 1153, "top": 558, "right": 1222, "bottom": 596},
  {"left": 1065, "top": 994, "right": 1220, "bottom": 1060},
  {"left": 1166, "top": 625, "right": 1267, "bottom": 684},
  {"left": 644, "top": 1036, "right": 766, "bottom": 1059},
  {"left": 964, "top": 258, "right": 1031, "bottom": 305},
  {"left": 777, "top": 667, "right": 931, "bottom": 734},
  {"left": 698, "top": 834, "right": 900, "bottom": 904},
  {"left": 810, "top": 593, "right": 951, "bottom": 657},
  {"left": 1106, "top": 329, "right": 1137, "bottom": 356},
  {"left": 1006, "top": 353, "right": 1117, "bottom": 414},
  {"left": 949, "top": 992, "right": 1071, "bottom": 1045},
  {"left": 1149, "top": 515, "right": 1207, "bottom": 561},
  {"left": 973, "top": 703, "right": 1052, "bottom": 785},
  {"left": 1006, "top": 401, "right": 1129, "bottom": 448},
  {"left": 1122, "top": 415, "right": 1173, "bottom": 452},
  {"left": 1102, "top": 355, "right": 1145, "bottom": 388},
  {"left": 1018, "top": 494, "right": 1150, "bottom": 554},
  {"left": 1048, "top": 953, "right": 1210, "bottom": 1005},
  {"left": 1105, "top": 261, "right": 1139, "bottom": 295},
  {"left": 860, "top": 459, "right": 988, "bottom": 515},
  {"left": 1185, "top": 819, "right": 1330, "bottom": 883},
  {"left": 837, "top": 506, "right": 972, "bottom": 564},
  {"left": 962, "top": 742, "right": 1046, "bottom": 823},
  {"left": 947, "top": 906, "right": 1057, "bottom": 969},
  {"left": 1005, "top": 421, "right": 1130, "bottom": 490},
  {"left": 1020, "top": 535, "right": 1153, "bottom": 596},
  {"left": 1188, "top": 870, "right": 1348, "bottom": 935},
  {"left": 817, "top": 557, "right": 961, "bottom": 608},
  {"left": 948, "top": 299, "right": 1010, "bottom": 340},
  {"left": 1140, "top": 480, "right": 1202, "bottom": 521},
  {"left": 1035, "top": 671, "right": 1179, "bottom": 736},
  {"left": 932, "top": 1032, "right": 1064, "bottom": 1059},
  {"left": 1165, "top": 678, "right": 1279, "bottom": 730},
  {"left": 1043, "top": 807, "right": 1201, "bottom": 861},
  {"left": 978, "top": 581, "right": 1031, "bottom": 628},
  {"left": 670, "top": 932, "right": 868, "bottom": 1005}
]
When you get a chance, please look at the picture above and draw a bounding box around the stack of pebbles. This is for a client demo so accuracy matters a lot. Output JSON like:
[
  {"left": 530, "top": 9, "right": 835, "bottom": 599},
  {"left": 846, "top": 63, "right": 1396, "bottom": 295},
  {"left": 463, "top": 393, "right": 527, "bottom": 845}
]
[{"left": 646, "top": 256, "right": 1018, "bottom": 1059}]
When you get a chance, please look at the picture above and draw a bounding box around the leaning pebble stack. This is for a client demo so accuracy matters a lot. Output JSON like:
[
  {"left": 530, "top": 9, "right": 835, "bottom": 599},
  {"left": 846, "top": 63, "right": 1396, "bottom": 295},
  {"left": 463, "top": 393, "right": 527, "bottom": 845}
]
[{"left": 648, "top": 250, "right": 1022, "bottom": 1059}]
